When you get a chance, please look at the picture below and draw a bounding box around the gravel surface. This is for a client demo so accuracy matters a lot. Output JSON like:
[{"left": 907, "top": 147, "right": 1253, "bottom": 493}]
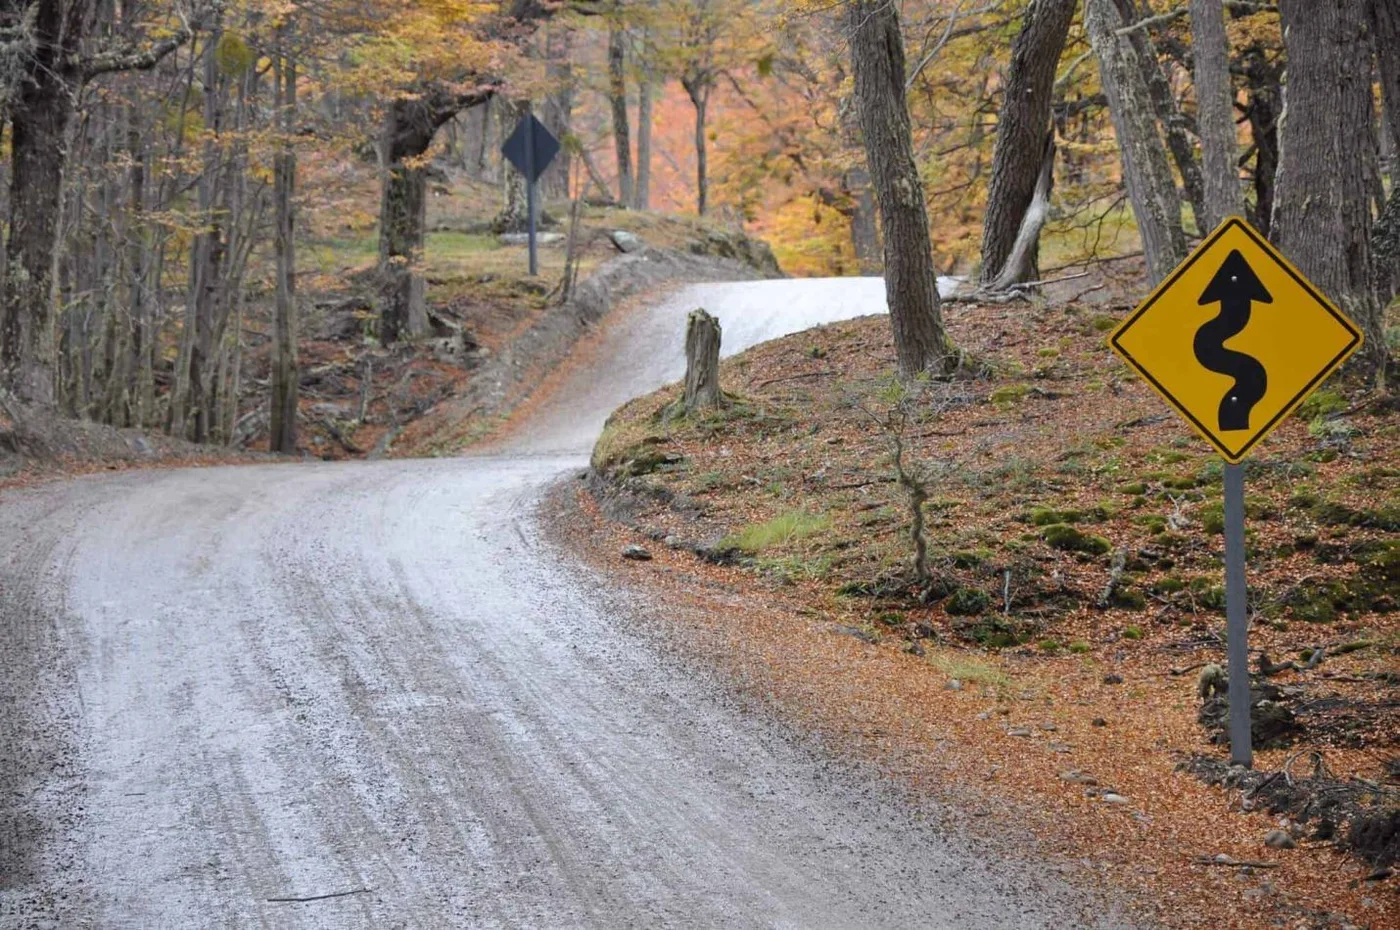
[{"left": 1, "top": 277, "right": 1130, "bottom": 928}]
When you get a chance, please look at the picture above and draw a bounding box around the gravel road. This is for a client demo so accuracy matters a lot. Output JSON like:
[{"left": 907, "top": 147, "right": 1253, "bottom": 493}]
[{"left": 1, "top": 278, "right": 1130, "bottom": 928}]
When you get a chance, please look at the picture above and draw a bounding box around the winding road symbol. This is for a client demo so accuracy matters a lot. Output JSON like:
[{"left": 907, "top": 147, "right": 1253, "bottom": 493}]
[
  {"left": 1194, "top": 250, "right": 1271, "bottom": 432},
  {"left": 1108, "top": 216, "right": 1362, "bottom": 463}
]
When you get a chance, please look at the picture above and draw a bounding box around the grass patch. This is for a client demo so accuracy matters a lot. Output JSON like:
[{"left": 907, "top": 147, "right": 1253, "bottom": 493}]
[
  {"left": 721, "top": 510, "right": 831, "bottom": 554},
  {"left": 928, "top": 653, "right": 1014, "bottom": 691}
]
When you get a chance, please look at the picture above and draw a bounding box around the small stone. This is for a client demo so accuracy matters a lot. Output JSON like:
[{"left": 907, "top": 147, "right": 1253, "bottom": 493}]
[
  {"left": 1092, "top": 717, "right": 1108, "bottom": 727},
  {"left": 1102, "top": 792, "right": 1129, "bottom": 805},
  {"left": 1039, "top": 722, "right": 1058, "bottom": 732},
  {"left": 1059, "top": 770, "right": 1098, "bottom": 785},
  {"left": 1007, "top": 727, "right": 1033, "bottom": 738},
  {"left": 621, "top": 545, "right": 653, "bottom": 562},
  {"left": 610, "top": 230, "right": 645, "bottom": 253},
  {"left": 500, "top": 231, "right": 565, "bottom": 247},
  {"left": 945, "top": 679, "right": 963, "bottom": 691},
  {"left": 976, "top": 711, "right": 992, "bottom": 720},
  {"left": 1048, "top": 742, "right": 1073, "bottom": 753},
  {"left": 1263, "top": 829, "right": 1296, "bottom": 850},
  {"left": 1103, "top": 673, "right": 1124, "bottom": 685},
  {"left": 664, "top": 535, "right": 684, "bottom": 549}
]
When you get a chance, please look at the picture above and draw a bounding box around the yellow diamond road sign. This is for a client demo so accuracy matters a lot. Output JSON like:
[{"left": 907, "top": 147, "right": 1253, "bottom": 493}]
[{"left": 1109, "top": 217, "right": 1363, "bottom": 464}]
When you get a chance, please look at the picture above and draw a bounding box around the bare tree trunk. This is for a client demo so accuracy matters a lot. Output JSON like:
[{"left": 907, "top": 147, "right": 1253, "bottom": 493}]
[
  {"left": 1374, "top": 0, "right": 1400, "bottom": 179},
  {"left": 1239, "top": 38, "right": 1281, "bottom": 235},
  {"left": 560, "top": 190, "right": 585, "bottom": 303},
  {"left": 378, "top": 102, "right": 431, "bottom": 344},
  {"left": 271, "top": 36, "right": 299, "bottom": 454},
  {"left": 848, "top": 0, "right": 955, "bottom": 377},
  {"left": 608, "top": 23, "right": 633, "bottom": 207},
  {"left": 1191, "top": 0, "right": 1246, "bottom": 230},
  {"left": 1274, "top": 0, "right": 1386, "bottom": 375},
  {"left": 839, "top": 97, "right": 880, "bottom": 274},
  {"left": 493, "top": 99, "right": 531, "bottom": 232},
  {"left": 1085, "top": 0, "right": 1186, "bottom": 284},
  {"left": 634, "top": 59, "right": 654, "bottom": 210},
  {"left": 541, "top": 24, "right": 575, "bottom": 201},
  {"left": 683, "top": 309, "right": 722, "bottom": 413},
  {"left": 172, "top": 28, "right": 226, "bottom": 440},
  {"left": 1114, "top": 0, "right": 1206, "bottom": 228},
  {"left": 0, "top": 0, "right": 80, "bottom": 405},
  {"left": 693, "top": 89, "right": 709, "bottom": 216},
  {"left": 980, "top": 0, "right": 1077, "bottom": 285},
  {"left": 990, "top": 135, "right": 1057, "bottom": 291}
]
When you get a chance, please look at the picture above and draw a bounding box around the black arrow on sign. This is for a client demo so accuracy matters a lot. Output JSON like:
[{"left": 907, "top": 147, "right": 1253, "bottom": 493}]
[{"left": 1194, "top": 249, "right": 1272, "bottom": 432}]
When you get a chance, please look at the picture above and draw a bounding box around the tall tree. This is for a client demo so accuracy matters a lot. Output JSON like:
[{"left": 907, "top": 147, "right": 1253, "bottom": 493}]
[
  {"left": 1084, "top": 0, "right": 1186, "bottom": 284},
  {"left": 848, "top": 0, "right": 954, "bottom": 377},
  {"left": 677, "top": 1, "right": 719, "bottom": 216},
  {"left": 1273, "top": 0, "right": 1388, "bottom": 376},
  {"left": 0, "top": 0, "right": 197, "bottom": 405},
  {"left": 980, "top": 0, "right": 1077, "bottom": 286},
  {"left": 607, "top": 16, "right": 634, "bottom": 205},
  {"left": 1190, "top": 0, "right": 1246, "bottom": 230},
  {"left": 634, "top": 25, "right": 656, "bottom": 210},
  {"left": 370, "top": 0, "right": 589, "bottom": 344},
  {"left": 271, "top": 21, "right": 299, "bottom": 455}
]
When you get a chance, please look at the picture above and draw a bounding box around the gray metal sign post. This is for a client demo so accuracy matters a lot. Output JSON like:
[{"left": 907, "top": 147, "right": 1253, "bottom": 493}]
[
  {"left": 1223, "top": 462, "right": 1252, "bottom": 767},
  {"left": 524, "top": 120, "right": 538, "bottom": 275}
]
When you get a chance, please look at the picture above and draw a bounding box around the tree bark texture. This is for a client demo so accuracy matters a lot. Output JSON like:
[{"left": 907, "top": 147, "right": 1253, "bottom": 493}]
[
  {"left": 635, "top": 65, "right": 655, "bottom": 210},
  {"left": 1114, "top": 0, "right": 1206, "bottom": 228},
  {"left": 1085, "top": 0, "right": 1186, "bottom": 284},
  {"left": 980, "top": 0, "right": 1077, "bottom": 285},
  {"left": 1190, "top": 0, "right": 1246, "bottom": 230},
  {"left": 1273, "top": 0, "right": 1387, "bottom": 373},
  {"left": 990, "top": 135, "right": 1057, "bottom": 291},
  {"left": 271, "top": 39, "right": 299, "bottom": 455},
  {"left": 683, "top": 308, "right": 722, "bottom": 413},
  {"left": 1371, "top": 0, "right": 1400, "bottom": 181},
  {"left": 848, "top": 0, "right": 954, "bottom": 377},
  {"left": 1239, "top": 40, "right": 1281, "bottom": 235},
  {"left": 0, "top": 0, "right": 85, "bottom": 405},
  {"left": 608, "top": 23, "right": 634, "bottom": 207}
]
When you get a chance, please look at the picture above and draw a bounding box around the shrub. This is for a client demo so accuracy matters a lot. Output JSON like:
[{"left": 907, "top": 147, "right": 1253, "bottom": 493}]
[{"left": 946, "top": 587, "right": 992, "bottom": 616}]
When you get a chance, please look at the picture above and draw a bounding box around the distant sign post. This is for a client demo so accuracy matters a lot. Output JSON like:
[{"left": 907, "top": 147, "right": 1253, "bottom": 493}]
[
  {"left": 501, "top": 113, "right": 561, "bottom": 276},
  {"left": 1109, "top": 217, "right": 1363, "bottom": 768}
]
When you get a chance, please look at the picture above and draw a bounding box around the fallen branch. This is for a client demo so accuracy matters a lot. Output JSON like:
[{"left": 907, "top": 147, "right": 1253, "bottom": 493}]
[
  {"left": 267, "top": 888, "right": 370, "bottom": 904},
  {"left": 754, "top": 369, "right": 838, "bottom": 389}
]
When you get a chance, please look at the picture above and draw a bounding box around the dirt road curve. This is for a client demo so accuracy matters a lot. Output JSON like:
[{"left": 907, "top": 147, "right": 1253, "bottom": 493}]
[{"left": 1, "top": 279, "right": 1129, "bottom": 928}]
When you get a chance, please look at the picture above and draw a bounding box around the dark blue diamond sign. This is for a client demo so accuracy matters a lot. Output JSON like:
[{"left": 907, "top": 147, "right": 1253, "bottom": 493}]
[{"left": 501, "top": 114, "right": 560, "bottom": 184}]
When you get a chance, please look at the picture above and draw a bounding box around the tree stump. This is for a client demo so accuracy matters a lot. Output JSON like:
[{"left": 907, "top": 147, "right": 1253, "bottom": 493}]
[{"left": 683, "top": 309, "right": 723, "bottom": 414}]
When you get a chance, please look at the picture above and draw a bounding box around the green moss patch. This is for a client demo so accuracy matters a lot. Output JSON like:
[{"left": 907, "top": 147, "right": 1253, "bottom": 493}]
[{"left": 1042, "top": 524, "right": 1111, "bottom": 555}]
